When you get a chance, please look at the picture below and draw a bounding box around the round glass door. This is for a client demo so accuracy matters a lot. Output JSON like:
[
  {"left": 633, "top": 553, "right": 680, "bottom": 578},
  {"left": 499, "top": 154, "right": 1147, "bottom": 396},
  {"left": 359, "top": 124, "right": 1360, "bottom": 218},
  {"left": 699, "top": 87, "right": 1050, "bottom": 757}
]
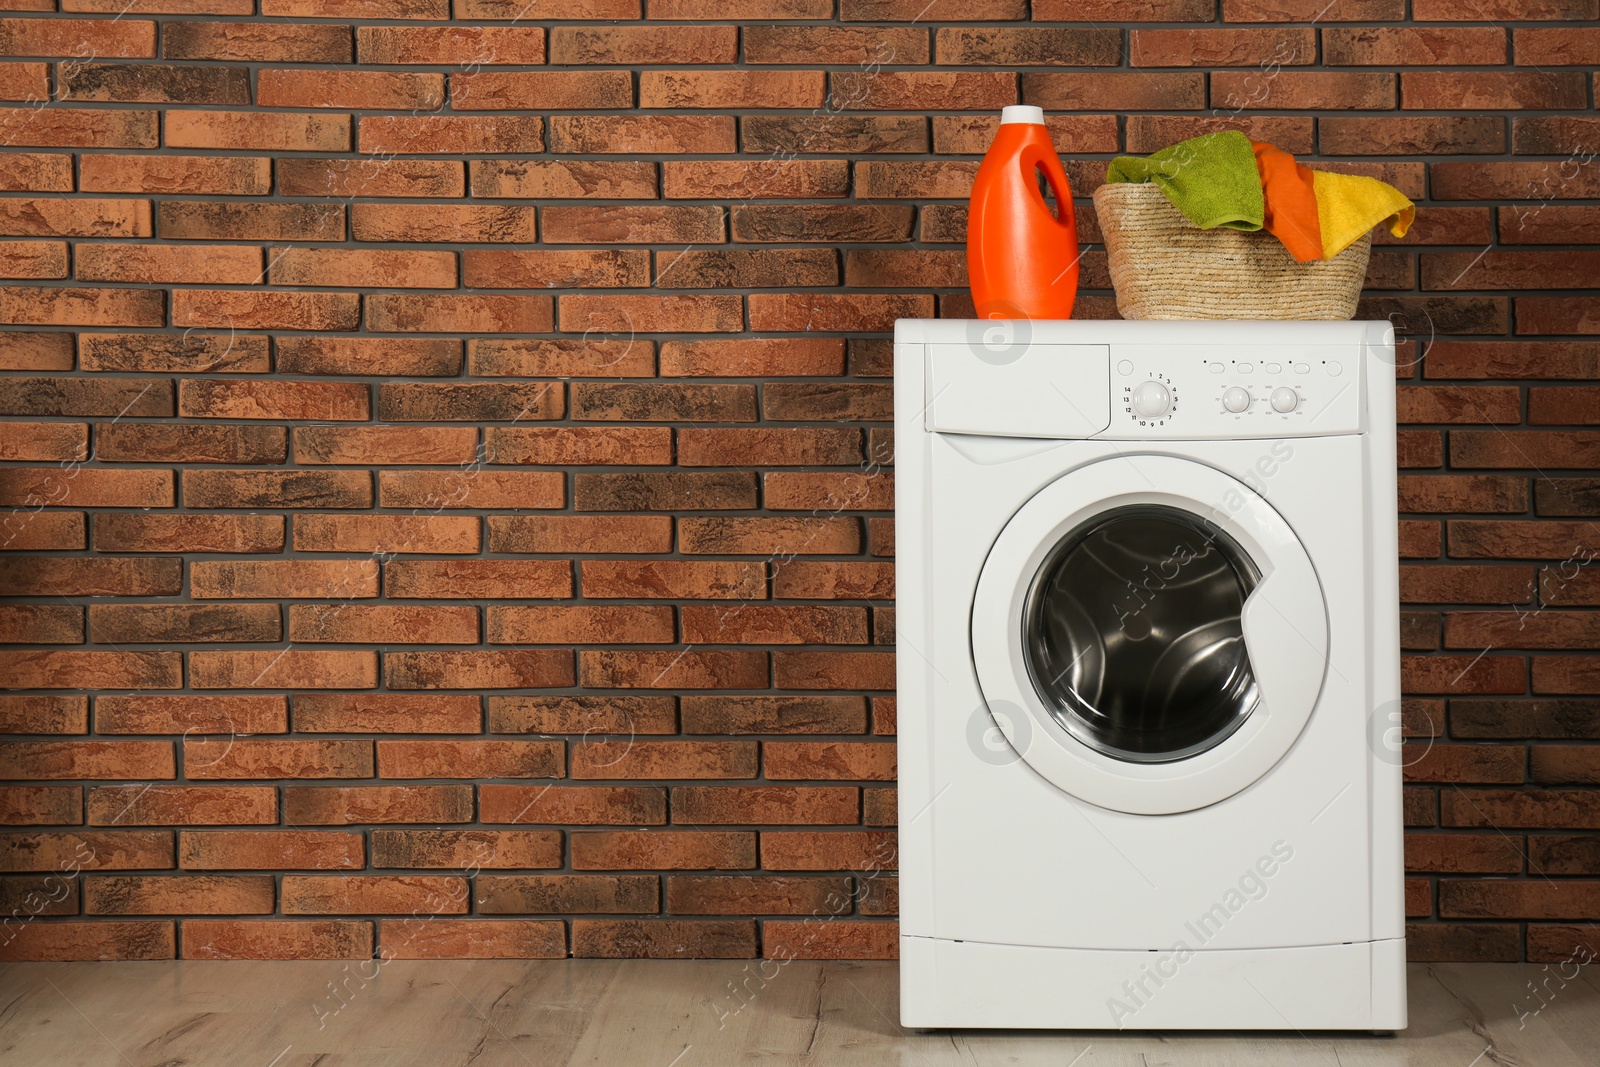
[{"left": 1022, "top": 505, "right": 1262, "bottom": 763}]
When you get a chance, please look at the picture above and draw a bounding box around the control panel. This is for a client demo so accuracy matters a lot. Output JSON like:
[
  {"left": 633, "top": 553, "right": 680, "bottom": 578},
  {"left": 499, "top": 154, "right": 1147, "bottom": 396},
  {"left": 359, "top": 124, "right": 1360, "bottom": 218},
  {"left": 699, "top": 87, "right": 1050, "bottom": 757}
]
[{"left": 1102, "top": 344, "right": 1363, "bottom": 439}]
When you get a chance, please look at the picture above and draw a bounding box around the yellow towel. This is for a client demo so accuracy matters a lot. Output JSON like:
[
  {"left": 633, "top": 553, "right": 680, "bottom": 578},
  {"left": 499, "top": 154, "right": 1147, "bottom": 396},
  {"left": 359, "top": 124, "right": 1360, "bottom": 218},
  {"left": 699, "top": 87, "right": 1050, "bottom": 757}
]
[{"left": 1310, "top": 170, "right": 1415, "bottom": 260}]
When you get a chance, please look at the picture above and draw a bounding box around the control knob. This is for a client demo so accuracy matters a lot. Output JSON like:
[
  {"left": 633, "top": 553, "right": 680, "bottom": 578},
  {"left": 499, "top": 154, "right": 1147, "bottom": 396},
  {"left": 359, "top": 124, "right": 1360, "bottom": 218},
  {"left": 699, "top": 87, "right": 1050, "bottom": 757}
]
[
  {"left": 1270, "top": 387, "right": 1299, "bottom": 413},
  {"left": 1222, "top": 386, "right": 1251, "bottom": 413},
  {"left": 1130, "top": 380, "right": 1171, "bottom": 418}
]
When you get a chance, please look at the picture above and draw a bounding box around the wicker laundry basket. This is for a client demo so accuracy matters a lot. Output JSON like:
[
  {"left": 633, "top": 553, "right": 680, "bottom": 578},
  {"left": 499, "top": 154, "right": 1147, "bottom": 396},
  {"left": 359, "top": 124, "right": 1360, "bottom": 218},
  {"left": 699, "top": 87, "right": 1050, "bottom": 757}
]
[{"left": 1093, "top": 181, "right": 1370, "bottom": 321}]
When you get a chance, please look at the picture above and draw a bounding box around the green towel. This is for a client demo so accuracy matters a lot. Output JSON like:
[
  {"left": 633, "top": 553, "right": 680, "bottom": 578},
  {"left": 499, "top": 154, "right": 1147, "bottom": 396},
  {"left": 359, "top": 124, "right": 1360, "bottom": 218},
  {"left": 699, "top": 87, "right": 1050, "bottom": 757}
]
[{"left": 1106, "top": 130, "right": 1265, "bottom": 232}]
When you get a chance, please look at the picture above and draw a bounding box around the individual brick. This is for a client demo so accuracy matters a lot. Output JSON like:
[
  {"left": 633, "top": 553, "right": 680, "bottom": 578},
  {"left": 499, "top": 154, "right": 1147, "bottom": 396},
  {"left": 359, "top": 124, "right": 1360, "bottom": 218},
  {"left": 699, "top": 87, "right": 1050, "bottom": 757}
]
[
  {"left": 0, "top": 420, "right": 84, "bottom": 461},
  {"left": 367, "top": 293, "right": 552, "bottom": 333},
  {"left": 282, "top": 875, "right": 467, "bottom": 915},
  {"left": 190, "top": 650, "right": 377, "bottom": 690},
  {"left": 283, "top": 785, "right": 473, "bottom": 826},
  {"left": 774, "top": 652, "right": 896, "bottom": 691},
  {"left": 87, "top": 785, "right": 275, "bottom": 826},
  {"left": 747, "top": 293, "right": 932, "bottom": 331},
  {"left": 162, "top": 22, "right": 352, "bottom": 62},
  {"left": 0, "top": 557, "right": 179, "bottom": 597},
  {"left": 159, "top": 202, "right": 345, "bottom": 242},
  {"left": 88, "top": 604, "right": 281, "bottom": 645},
  {"left": 581, "top": 560, "right": 765, "bottom": 601},
  {"left": 764, "top": 920, "right": 897, "bottom": 960},
  {"left": 357, "top": 25, "right": 545, "bottom": 64},
  {"left": 549, "top": 115, "right": 735, "bottom": 154},
  {"left": 385, "top": 559, "right": 572, "bottom": 599},
  {"left": 181, "top": 920, "right": 371, "bottom": 961},
  {"left": 173, "top": 291, "right": 359, "bottom": 332},
  {"left": 384, "top": 650, "right": 574, "bottom": 690},
  {"left": 1, "top": 286, "right": 163, "bottom": 326},
  {"left": 378, "top": 382, "right": 565, "bottom": 423},
  {"left": 0, "top": 154, "right": 72, "bottom": 193},
  {"left": 1324, "top": 26, "right": 1506, "bottom": 66},
  {"left": 58, "top": 63, "right": 249, "bottom": 104},
  {"left": 571, "top": 919, "right": 755, "bottom": 959},
  {"left": 573, "top": 471, "right": 757, "bottom": 511},
  {"left": 381, "top": 919, "right": 565, "bottom": 960},
  {"left": 659, "top": 338, "right": 845, "bottom": 377},
  {"left": 0, "top": 653, "right": 180, "bottom": 692},
  {"left": 0, "top": 107, "right": 156, "bottom": 148},
  {"left": 486, "top": 427, "right": 670, "bottom": 466},
  {"left": 0, "top": 830, "right": 173, "bottom": 872},
  {"left": 732, "top": 205, "right": 914, "bottom": 244},
  {"left": 0, "top": 785, "right": 83, "bottom": 824},
  {"left": 85, "top": 875, "right": 274, "bottom": 916},
  {"left": 376, "top": 739, "right": 563, "bottom": 780},
  {"left": 0, "top": 467, "right": 172, "bottom": 508},
  {"left": 183, "top": 739, "right": 374, "bottom": 780},
  {"left": 742, "top": 115, "right": 927, "bottom": 155},
  {"left": 765, "top": 472, "right": 895, "bottom": 512},
  {"left": 655, "top": 249, "right": 838, "bottom": 289},
  {"left": 672, "top": 787, "right": 858, "bottom": 826},
  {"left": 487, "top": 605, "right": 674, "bottom": 645},
  {"left": 96, "top": 695, "right": 287, "bottom": 736},
  {"left": 80, "top": 333, "right": 269, "bottom": 374},
  {"left": 75, "top": 243, "right": 261, "bottom": 285},
  {"left": 681, "top": 605, "right": 867, "bottom": 646},
  {"left": 1321, "top": 116, "right": 1504, "bottom": 157},
  {"left": 0, "top": 17, "right": 155, "bottom": 57},
  {"left": 183, "top": 470, "right": 373, "bottom": 509},
  {"left": 759, "top": 830, "right": 897, "bottom": 871},
  {"left": 666, "top": 875, "right": 852, "bottom": 915},
  {"left": 550, "top": 25, "right": 734, "bottom": 64},
  {"left": 165, "top": 110, "right": 350, "bottom": 152},
  {"left": 641, "top": 70, "right": 825, "bottom": 109},
  {"left": 293, "top": 514, "right": 481, "bottom": 555},
  {"left": 571, "top": 831, "right": 755, "bottom": 871},
  {"left": 80, "top": 154, "right": 270, "bottom": 195},
  {"left": 258, "top": 69, "right": 443, "bottom": 110},
  {"left": 470, "top": 159, "right": 655, "bottom": 200},
  {"left": 359, "top": 115, "right": 543, "bottom": 155},
  {"left": 289, "top": 605, "right": 478, "bottom": 646},
  {"left": 477, "top": 874, "right": 658, "bottom": 915},
  {"left": 679, "top": 517, "right": 860, "bottom": 557},
  {"left": 0, "top": 199, "right": 151, "bottom": 239},
  {"left": 179, "top": 379, "right": 368, "bottom": 421},
  {"left": 746, "top": 24, "right": 928, "bottom": 64},
  {"left": 0, "top": 920, "right": 174, "bottom": 961},
  {"left": 463, "top": 250, "right": 650, "bottom": 291},
  {"left": 1023, "top": 72, "right": 1203, "bottom": 110},
  {"left": 578, "top": 650, "right": 769, "bottom": 690},
  {"left": 488, "top": 696, "right": 677, "bottom": 736},
  {"left": 277, "top": 337, "right": 463, "bottom": 377},
  {"left": 454, "top": 70, "right": 632, "bottom": 110},
  {"left": 479, "top": 785, "right": 665, "bottom": 826},
  {"left": 487, "top": 515, "right": 672, "bottom": 554},
  {"left": 351, "top": 203, "right": 536, "bottom": 243},
  {"left": 571, "top": 740, "right": 757, "bottom": 781},
  {"left": 0, "top": 695, "right": 89, "bottom": 735},
  {"left": 270, "top": 247, "right": 455, "bottom": 290},
  {"left": 1404, "top": 71, "right": 1586, "bottom": 110},
  {"left": 293, "top": 694, "right": 482, "bottom": 735},
  {"left": 371, "top": 829, "right": 560, "bottom": 870},
  {"left": 679, "top": 696, "right": 868, "bottom": 736}
]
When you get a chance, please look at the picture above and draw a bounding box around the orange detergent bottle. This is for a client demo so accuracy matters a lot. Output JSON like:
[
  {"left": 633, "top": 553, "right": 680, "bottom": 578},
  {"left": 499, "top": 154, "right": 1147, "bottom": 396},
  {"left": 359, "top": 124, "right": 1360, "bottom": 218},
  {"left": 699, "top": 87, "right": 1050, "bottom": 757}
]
[{"left": 966, "top": 105, "right": 1080, "bottom": 321}]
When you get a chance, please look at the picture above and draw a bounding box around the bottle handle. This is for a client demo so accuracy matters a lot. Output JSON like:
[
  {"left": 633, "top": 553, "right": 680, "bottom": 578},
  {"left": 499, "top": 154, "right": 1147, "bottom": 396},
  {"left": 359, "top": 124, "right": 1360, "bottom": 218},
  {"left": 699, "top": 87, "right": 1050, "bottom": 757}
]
[{"left": 1025, "top": 145, "right": 1077, "bottom": 234}]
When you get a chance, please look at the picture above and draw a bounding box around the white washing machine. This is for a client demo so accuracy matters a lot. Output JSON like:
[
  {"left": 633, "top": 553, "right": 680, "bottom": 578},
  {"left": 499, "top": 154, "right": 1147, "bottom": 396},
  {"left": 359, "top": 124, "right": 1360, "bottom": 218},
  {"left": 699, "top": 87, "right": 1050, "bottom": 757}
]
[{"left": 894, "top": 319, "right": 1406, "bottom": 1031}]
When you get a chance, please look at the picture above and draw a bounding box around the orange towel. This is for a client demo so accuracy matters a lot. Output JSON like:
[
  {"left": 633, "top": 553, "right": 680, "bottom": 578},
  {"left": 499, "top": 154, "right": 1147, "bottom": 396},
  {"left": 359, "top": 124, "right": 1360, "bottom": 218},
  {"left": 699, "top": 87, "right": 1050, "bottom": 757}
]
[{"left": 1250, "top": 140, "right": 1323, "bottom": 264}]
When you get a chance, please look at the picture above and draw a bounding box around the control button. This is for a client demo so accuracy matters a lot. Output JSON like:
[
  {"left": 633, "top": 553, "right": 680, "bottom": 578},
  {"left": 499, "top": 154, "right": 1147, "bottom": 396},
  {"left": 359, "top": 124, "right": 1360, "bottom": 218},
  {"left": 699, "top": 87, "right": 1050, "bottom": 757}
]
[
  {"left": 1265, "top": 362, "right": 1282, "bottom": 374},
  {"left": 1223, "top": 386, "right": 1251, "bottom": 413},
  {"left": 1326, "top": 362, "right": 1344, "bottom": 377},
  {"left": 1207, "top": 362, "right": 1225, "bottom": 374},
  {"left": 1294, "top": 363, "right": 1311, "bottom": 375},
  {"left": 1117, "top": 359, "right": 1134, "bottom": 376},
  {"left": 1271, "top": 387, "right": 1299, "bottom": 413},
  {"left": 1237, "top": 363, "right": 1254, "bottom": 373},
  {"left": 1130, "top": 380, "right": 1172, "bottom": 418}
]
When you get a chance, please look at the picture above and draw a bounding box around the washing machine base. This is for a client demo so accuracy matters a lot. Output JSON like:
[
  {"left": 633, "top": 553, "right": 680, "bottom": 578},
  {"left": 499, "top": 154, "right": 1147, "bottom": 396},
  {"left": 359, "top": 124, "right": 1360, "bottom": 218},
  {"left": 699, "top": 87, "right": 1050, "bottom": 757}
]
[{"left": 900, "top": 935, "right": 1407, "bottom": 1031}]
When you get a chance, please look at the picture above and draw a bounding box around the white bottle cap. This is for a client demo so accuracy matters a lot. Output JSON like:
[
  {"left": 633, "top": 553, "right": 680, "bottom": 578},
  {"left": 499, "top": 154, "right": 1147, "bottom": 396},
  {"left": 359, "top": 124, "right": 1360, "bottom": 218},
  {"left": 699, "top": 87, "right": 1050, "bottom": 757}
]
[{"left": 1000, "top": 105, "right": 1045, "bottom": 125}]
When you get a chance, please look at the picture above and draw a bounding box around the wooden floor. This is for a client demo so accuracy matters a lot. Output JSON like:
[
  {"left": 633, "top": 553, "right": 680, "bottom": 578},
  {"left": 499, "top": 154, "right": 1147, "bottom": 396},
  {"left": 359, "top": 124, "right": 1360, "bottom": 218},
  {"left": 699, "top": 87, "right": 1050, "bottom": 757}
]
[{"left": 1, "top": 959, "right": 1596, "bottom": 1066}]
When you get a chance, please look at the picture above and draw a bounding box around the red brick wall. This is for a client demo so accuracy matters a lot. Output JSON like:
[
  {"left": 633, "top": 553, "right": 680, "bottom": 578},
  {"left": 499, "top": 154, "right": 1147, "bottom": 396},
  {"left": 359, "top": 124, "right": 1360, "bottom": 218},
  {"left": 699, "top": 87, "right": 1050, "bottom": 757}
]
[{"left": 1, "top": 0, "right": 1597, "bottom": 964}]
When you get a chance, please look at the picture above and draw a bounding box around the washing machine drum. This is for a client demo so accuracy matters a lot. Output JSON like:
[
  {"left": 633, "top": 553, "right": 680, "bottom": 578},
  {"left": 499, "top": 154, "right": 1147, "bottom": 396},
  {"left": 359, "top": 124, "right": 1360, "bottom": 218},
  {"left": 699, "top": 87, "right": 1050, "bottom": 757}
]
[{"left": 971, "top": 456, "right": 1329, "bottom": 815}]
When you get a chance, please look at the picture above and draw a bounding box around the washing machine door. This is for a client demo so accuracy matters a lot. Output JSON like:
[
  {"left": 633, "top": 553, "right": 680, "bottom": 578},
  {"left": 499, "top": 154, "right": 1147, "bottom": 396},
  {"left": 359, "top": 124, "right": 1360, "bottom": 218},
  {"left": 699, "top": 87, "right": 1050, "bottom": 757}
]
[{"left": 970, "top": 454, "right": 1328, "bottom": 815}]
